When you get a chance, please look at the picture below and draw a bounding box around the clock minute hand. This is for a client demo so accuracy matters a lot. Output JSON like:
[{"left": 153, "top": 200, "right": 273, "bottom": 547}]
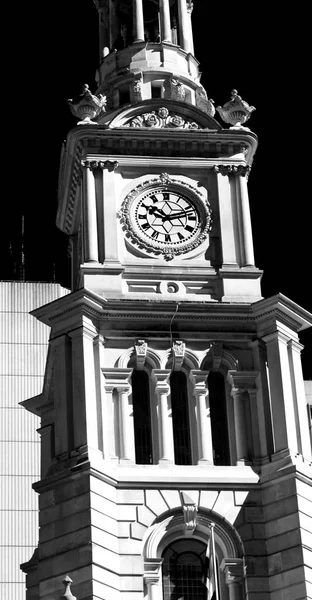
[{"left": 164, "top": 209, "right": 194, "bottom": 220}]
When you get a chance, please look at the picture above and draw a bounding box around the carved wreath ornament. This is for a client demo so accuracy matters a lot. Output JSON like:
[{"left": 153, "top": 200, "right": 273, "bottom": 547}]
[
  {"left": 124, "top": 107, "right": 200, "bottom": 129},
  {"left": 118, "top": 174, "right": 212, "bottom": 260}
]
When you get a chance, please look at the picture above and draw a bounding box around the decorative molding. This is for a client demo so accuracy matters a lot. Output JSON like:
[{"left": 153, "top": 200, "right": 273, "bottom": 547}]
[
  {"left": 182, "top": 503, "right": 198, "bottom": 535},
  {"left": 186, "top": 0, "right": 194, "bottom": 13},
  {"left": 118, "top": 175, "right": 212, "bottom": 260},
  {"left": 124, "top": 106, "right": 201, "bottom": 129}
]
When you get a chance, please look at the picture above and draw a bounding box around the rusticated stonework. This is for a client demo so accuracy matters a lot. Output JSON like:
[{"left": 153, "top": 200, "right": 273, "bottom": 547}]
[{"left": 123, "top": 107, "right": 201, "bottom": 129}]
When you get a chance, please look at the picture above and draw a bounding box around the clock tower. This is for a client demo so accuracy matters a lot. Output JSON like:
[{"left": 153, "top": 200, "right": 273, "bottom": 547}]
[{"left": 21, "top": 2, "right": 312, "bottom": 599}]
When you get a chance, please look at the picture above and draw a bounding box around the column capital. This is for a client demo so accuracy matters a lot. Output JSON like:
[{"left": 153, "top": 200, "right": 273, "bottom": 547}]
[
  {"left": 152, "top": 369, "right": 171, "bottom": 394},
  {"left": 220, "top": 558, "right": 245, "bottom": 584},
  {"left": 227, "top": 370, "right": 258, "bottom": 391},
  {"left": 287, "top": 338, "right": 304, "bottom": 353},
  {"left": 102, "top": 367, "right": 132, "bottom": 392},
  {"left": 213, "top": 164, "right": 250, "bottom": 176},
  {"left": 262, "top": 329, "right": 290, "bottom": 346},
  {"left": 144, "top": 558, "right": 163, "bottom": 585},
  {"left": 189, "top": 370, "right": 209, "bottom": 393}
]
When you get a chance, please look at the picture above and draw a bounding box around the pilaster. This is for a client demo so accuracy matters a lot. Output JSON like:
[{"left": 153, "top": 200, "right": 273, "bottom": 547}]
[{"left": 190, "top": 370, "right": 213, "bottom": 464}]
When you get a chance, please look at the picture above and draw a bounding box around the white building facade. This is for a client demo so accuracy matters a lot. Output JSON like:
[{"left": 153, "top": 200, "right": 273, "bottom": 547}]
[{"left": 19, "top": 1, "right": 312, "bottom": 599}]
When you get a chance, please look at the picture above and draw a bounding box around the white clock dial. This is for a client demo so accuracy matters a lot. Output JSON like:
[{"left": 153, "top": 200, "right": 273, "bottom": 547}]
[{"left": 134, "top": 188, "right": 200, "bottom": 246}]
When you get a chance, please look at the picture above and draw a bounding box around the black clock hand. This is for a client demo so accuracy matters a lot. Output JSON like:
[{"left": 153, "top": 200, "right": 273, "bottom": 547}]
[{"left": 164, "top": 209, "right": 195, "bottom": 221}]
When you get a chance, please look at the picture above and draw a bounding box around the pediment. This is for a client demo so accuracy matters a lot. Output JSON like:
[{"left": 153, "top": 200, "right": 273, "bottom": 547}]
[{"left": 100, "top": 99, "right": 221, "bottom": 130}]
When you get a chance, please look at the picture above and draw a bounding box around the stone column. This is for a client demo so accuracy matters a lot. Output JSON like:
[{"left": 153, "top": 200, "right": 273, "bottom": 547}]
[
  {"left": 152, "top": 369, "right": 174, "bottom": 463},
  {"left": 160, "top": 0, "right": 172, "bottom": 42},
  {"left": 263, "top": 330, "right": 298, "bottom": 456},
  {"left": 232, "top": 388, "right": 249, "bottom": 464},
  {"left": 98, "top": 2, "right": 110, "bottom": 57},
  {"left": 221, "top": 558, "right": 244, "bottom": 600},
  {"left": 288, "top": 339, "right": 312, "bottom": 461},
  {"left": 133, "top": 0, "right": 144, "bottom": 42},
  {"left": 228, "top": 371, "right": 258, "bottom": 465},
  {"left": 178, "top": 0, "right": 191, "bottom": 52},
  {"left": 190, "top": 370, "right": 213, "bottom": 464},
  {"left": 81, "top": 161, "right": 99, "bottom": 263},
  {"left": 235, "top": 166, "right": 255, "bottom": 267},
  {"left": 186, "top": 1, "right": 194, "bottom": 54},
  {"left": 102, "top": 368, "right": 134, "bottom": 463}
]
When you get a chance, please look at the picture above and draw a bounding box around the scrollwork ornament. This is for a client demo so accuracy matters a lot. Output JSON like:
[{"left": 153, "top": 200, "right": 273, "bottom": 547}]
[{"left": 124, "top": 107, "right": 202, "bottom": 129}]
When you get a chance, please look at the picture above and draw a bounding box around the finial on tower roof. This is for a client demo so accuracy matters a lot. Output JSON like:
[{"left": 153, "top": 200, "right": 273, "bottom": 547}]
[{"left": 216, "top": 90, "right": 256, "bottom": 130}]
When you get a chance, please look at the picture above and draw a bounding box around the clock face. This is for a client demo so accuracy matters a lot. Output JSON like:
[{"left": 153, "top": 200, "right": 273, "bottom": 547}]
[
  {"left": 119, "top": 176, "right": 213, "bottom": 260},
  {"left": 133, "top": 188, "right": 200, "bottom": 247}
]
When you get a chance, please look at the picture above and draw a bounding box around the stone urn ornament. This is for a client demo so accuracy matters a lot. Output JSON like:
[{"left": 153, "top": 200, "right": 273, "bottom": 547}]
[
  {"left": 217, "top": 89, "right": 255, "bottom": 129},
  {"left": 60, "top": 575, "right": 77, "bottom": 600},
  {"left": 67, "top": 84, "right": 107, "bottom": 125}
]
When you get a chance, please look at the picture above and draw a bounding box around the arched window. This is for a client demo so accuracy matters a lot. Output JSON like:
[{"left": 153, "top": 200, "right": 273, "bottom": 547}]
[
  {"left": 162, "top": 538, "right": 218, "bottom": 600},
  {"left": 208, "top": 372, "right": 230, "bottom": 466},
  {"left": 132, "top": 369, "right": 153, "bottom": 464},
  {"left": 170, "top": 371, "right": 192, "bottom": 465}
]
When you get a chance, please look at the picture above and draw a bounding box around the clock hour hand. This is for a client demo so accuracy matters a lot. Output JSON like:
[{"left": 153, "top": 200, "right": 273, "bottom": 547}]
[{"left": 145, "top": 205, "right": 167, "bottom": 219}]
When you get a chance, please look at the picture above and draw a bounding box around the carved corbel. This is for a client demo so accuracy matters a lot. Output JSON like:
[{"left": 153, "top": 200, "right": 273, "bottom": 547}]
[
  {"left": 181, "top": 491, "right": 198, "bottom": 535},
  {"left": 172, "top": 340, "right": 185, "bottom": 371},
  {"left": 135, "top": 339, "right": 148, "bottom": 369}
]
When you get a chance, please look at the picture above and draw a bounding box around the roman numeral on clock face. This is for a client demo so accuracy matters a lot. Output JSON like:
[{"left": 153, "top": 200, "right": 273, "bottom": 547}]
[
  {"left": 151, "top": 230, "right": 159, "bottom": 239},
  {"left": 141, "top": 222, "right": 149, "bottom": 230},
  {"left": 165, "top": 234, "right": 171, "bottom": 242},
  {"left": 185, "top": 224, "right": 194, "bottom": 232},
  {"left": 177, "top": 232, "right": 185, "bottom": 240}
]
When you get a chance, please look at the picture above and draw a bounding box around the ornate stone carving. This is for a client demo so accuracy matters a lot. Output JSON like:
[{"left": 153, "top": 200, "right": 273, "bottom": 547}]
[
  {"left": 217, "top": 89, "right": 256, "bottom": 129},
  {"left": 172, "top": 340, "right": 185, "bottom": 370},
  {"left": 164, "top": 75, "right": 186, "bottom": 102},
  {"left": 60, "top": 576, "right": 77, "bottom": 600},
  {"left": 135, "top": 339, "right": 147, "bottom": 369},
  {"left": 195, "top": 87, "right": 215, "bottom": 117},
  {"left": 181, "top": 492, "right": 198, "bottom": 534},
  {"left": 81, "top": 159, "right": 119, "bottom": 171},
  {"left": 67, "top": 84, "right": 107, "bottom": 125},
  {"left": 124, "top": 107, "right": 200, "bottom": 129},
  {"left": 133, "top": 73, "right": 143, "bottom": 102}
]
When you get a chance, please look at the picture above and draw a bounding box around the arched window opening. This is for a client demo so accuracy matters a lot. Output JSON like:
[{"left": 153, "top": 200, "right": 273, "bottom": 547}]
[
  {"left": 208, "top": 372, "right": 230, "bottom": 466},
  {"left": 170, "top": 371, "right": 192, "bottom": 465},
  {"left": 132, "top": 369, "right": 153, "bottom": 464},
  {"left": 162, "top": 538, "right": 219, "bottom": 600}
]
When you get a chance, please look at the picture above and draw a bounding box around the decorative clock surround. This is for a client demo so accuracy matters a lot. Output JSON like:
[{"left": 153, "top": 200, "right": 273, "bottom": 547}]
[{"left": 118, "top": 173, "right": 212, "bottom": 260}]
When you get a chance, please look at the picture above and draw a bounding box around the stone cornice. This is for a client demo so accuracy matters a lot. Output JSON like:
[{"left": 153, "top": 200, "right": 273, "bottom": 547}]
[
  {"left": 252, "top": 293, "right": 312, "bottom": 334},
  {"left": 56, "top": 124, "right": 258, "bottom": 234}
]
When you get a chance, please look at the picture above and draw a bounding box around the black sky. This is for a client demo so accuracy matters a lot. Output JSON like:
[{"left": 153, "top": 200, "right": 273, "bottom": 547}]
[{"left": 3, "top": 1, "right": 311, "bottom": 376}]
